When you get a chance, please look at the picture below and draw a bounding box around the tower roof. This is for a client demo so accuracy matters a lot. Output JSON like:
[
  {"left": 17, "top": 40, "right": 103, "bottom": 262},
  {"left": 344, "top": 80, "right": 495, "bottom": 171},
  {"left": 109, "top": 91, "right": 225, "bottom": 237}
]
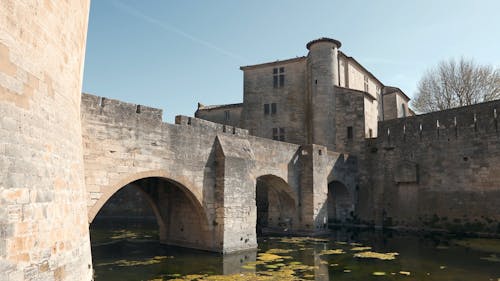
[{"left": 306, "top": 37, "right": 342, "bottom": 50}]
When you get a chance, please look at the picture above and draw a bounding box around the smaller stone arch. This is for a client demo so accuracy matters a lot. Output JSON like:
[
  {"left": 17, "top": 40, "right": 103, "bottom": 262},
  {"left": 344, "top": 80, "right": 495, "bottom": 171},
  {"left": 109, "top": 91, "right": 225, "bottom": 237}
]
[
  {"left": 255, "top": 174, "right": 297, "bottom": 234},
  {"left": 327, "top": 181, "right": 355, "bottom": 224}
]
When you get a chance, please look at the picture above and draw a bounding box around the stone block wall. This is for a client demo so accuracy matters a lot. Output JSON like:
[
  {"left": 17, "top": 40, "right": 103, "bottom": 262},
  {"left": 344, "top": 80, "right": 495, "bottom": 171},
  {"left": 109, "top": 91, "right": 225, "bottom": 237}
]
[
  {"left": 361, "top": 100, "right": 500, "bottom": 233},
  {"left": 240, "top": 58, "right": 308, "bottom": 145},
  {"left": 334, "top": 87, "right": 366, "bottom": 154},
  {"left": 82, "top": 93, "right": 350, "bottom": 251},
  {"left": 195, "top": 104, "right": 243, "bottom": 127},
  {"left": 0, "top": 1, "right": 93, "bottom": 280}
]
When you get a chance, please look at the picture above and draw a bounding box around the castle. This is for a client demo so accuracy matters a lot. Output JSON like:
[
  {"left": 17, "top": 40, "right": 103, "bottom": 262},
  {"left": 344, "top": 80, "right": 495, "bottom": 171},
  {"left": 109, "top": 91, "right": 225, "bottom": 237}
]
[
  {"left": 196, "top": 37, "right": 413, "bottom": 153},
  {"left": 1, "top": 3, "right": 499, "bottom": 281}
]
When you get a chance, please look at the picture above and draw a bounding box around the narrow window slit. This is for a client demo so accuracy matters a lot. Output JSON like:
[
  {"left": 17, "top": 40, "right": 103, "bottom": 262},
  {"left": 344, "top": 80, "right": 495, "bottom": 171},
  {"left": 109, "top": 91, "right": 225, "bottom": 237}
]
[{"left": 436, "top": 120, "right": 440, "bottom": 138}]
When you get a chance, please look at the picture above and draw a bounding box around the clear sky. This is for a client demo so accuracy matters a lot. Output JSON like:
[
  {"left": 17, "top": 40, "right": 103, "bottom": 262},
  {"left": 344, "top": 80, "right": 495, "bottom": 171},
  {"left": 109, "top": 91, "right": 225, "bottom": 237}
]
[{"left": 83, "top": 0, "right": 500, "bottom": 122}]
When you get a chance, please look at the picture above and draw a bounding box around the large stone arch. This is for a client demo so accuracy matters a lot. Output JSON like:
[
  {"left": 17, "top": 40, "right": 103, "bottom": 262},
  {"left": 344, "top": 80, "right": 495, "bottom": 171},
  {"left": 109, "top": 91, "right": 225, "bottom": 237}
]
[
  {"left": 88, "top": 169, "right": 204, "bottom": 222},
  {"left": 255, "top": 174, "right": 298, "bottom": 234},
  {"left": 88, "top": 170, "right": 215, "bottom": 251}
]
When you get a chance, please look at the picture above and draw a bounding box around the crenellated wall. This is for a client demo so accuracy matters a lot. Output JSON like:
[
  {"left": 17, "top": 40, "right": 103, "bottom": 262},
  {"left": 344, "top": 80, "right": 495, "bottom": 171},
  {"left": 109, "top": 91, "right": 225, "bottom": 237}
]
[
  {"left": 360, "top": 100, "right": 500, "bottom": 233},
  {"left": 81, "top": 93, "right": 357, "bottom": 252}
]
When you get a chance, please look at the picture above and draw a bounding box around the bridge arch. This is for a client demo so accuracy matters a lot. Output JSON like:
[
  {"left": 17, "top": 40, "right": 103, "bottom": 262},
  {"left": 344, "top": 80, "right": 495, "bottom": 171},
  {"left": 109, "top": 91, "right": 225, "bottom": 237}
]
[
  {"left": 88, "top": 170, "right": 214, "bottom": 251},
  {"left": 327, "top": 180, "right": 355, "bottom": 224},
  {"left": 88, "top": 169, "right": 204, "bottom": 222},
  {"left": 255, "top": 174, "right": 297, "bottom": 234}
]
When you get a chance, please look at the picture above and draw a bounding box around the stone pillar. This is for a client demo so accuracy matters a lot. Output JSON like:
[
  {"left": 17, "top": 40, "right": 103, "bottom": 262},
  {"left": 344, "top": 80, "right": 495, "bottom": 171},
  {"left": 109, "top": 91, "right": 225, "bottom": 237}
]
[
  {"left": 0, "top": 1, "right": 92, "bottom": 280},
  {"left": 306, "top": 38, "right": 341, "bottom": 149},
  {"left": 215, "top": 135, "right": 257, "bottom": 253},
  {"left": 297, "top": 144, "right": 329, "bottom": 233}
]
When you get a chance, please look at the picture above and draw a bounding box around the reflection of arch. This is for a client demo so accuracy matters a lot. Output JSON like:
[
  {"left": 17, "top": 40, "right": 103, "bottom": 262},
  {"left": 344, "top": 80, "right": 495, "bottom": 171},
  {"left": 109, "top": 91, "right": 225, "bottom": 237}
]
[
  {"left": 255, "top": 174, "right": 297, "bottom": 233},
  {"left": 88, "top": 169, "right": 203, "bottom": 223},
  {"left": 327, "top": 181, "right": 354, "bottom": 223}
]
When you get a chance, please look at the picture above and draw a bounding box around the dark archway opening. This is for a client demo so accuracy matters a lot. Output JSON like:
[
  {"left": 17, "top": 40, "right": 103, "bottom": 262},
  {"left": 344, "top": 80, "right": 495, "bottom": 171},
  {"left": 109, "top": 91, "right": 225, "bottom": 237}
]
[
  {"left": 89, "top": 177, "right": 230, "bottom": 280},
  {"left": 327, "top": 181, "right": 354, "bottom": 225},
  {"left": 256, "top": 175, "right": 296, "bottom": 235},
  {"left": 90, "top": 177, "right": 210, "bottom": 250}
]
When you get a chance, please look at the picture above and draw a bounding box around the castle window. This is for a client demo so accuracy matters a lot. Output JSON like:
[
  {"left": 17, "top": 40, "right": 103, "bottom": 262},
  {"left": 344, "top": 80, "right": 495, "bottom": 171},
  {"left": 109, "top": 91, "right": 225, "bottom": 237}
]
[
  {"left": 271, "top": 103, "right": 277, "bottom": 114},
  {"left": 347, "top": 126, "right": 353, "bottom": 140},
  {"left": 369, "top": 128, "right": 373, "bottom": 138},
  {"left": 264, "top": 104, "right": 270, "bottom": 115},
  {"left": 273, "top": 67, "right": 285, "bottom": 88},
  {"left": 401, "top": 104, "right": 407, "bottom": 117},
  {"left": 272, "top": 127, "right": 285, "bottom": 141},
  {"left": 224, "top": 110, "right": 230, "bottom": 121},
  {"left": 364, "top": 76, "right": 369, "bottom": 92}
]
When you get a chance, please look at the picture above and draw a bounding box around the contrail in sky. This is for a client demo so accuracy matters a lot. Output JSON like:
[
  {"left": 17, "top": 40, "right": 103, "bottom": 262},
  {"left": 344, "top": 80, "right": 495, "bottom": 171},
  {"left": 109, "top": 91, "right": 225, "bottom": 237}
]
[{"left": 112, "top": 1, "right": 247, "bottom": 62}]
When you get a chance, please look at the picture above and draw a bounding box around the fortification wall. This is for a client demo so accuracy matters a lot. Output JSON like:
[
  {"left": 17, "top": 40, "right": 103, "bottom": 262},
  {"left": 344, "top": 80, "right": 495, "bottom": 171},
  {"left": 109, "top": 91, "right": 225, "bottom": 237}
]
[
  {"left": 361, "top": 100, "right": 500, "bottom": 233},
  {"left": 0, "top": 1, "right": 93, "bottom": 280}
]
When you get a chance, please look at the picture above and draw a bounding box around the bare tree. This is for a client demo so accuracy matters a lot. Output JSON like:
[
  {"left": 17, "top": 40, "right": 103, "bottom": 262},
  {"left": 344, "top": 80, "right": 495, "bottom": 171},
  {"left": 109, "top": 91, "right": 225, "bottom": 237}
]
[{"left": 412, "top": 58, "right": 500, "bottom": 113}]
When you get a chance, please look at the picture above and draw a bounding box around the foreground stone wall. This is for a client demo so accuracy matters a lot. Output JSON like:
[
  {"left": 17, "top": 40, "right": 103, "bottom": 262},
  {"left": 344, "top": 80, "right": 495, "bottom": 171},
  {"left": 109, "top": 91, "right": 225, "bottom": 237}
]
[
  {"left": 361, "top": 100, "right": 500, "bottom": 234},
  {"left": 0, "top": 1, "right": 93, "bottom": 280}
]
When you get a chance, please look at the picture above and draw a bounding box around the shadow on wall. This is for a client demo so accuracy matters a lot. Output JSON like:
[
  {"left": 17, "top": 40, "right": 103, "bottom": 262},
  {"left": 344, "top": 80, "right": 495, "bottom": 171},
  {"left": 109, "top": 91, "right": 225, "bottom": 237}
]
[{"left": 256, "top": 175, "right": 297, "bottom": 235}]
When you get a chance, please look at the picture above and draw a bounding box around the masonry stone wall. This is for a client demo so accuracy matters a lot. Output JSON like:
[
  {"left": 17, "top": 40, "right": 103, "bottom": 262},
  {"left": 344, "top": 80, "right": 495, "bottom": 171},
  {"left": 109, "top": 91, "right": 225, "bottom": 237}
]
[
  {"left": 195, "top": 104, "right": 243, "bottom": 127},
  {"left": 340, "top": 54, "right": 382, "bottom": 101},
  {"left": 240, "top": 58, "right": 308, "bottom": 145},
  {"left": 383, "top": 93, "right": 398, "bottom": 120},
  {"left": 81, "top": 93, "right": 353, "bottom": 251},
  {"left": 361, "top": 100, "right": 500, "bottom": 233},
  {"left": 334, "top": 87, "right": 366, "bottom": 154},
  {"left": 0, "top": 1, "right": 93, "bottom": 281}
]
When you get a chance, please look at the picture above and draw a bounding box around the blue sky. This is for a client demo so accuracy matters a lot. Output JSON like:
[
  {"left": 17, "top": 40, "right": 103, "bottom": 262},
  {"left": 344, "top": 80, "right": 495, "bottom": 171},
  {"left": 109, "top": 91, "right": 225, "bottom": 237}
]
[{"left": 83, "top": 0, "right": 500, "bottom": 122}]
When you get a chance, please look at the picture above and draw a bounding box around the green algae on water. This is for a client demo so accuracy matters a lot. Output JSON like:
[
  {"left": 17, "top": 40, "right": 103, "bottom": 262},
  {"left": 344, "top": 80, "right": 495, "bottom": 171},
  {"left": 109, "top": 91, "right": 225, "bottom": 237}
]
[{"left": 354, "top": 251, "right": 399, "bottom": 260}]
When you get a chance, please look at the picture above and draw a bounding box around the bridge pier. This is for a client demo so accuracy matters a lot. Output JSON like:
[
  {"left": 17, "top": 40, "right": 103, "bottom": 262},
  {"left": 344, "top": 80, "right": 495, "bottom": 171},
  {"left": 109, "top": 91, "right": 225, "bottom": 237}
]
[
  {"left": 214, "top": 135, "right": 258, "bottom": 253},
  {"left": 297, "top": 144, "right": 330, "bottom": 234}
]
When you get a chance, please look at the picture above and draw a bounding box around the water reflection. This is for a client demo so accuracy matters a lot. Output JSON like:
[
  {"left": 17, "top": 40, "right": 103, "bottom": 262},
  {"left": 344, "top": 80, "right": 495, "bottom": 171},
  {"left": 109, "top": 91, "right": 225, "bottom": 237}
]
[{"left": 91, "top": 222, "right": 500, "bottom": 281}]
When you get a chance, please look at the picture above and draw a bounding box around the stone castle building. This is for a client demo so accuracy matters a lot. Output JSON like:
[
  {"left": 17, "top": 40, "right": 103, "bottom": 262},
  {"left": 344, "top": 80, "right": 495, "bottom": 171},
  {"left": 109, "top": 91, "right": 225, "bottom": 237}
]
[
  {"left": 2, "top": 3, "right": 499, "bottom": 280},
  {"left": 196, "top": 38, "right": 413, "bottom": 152}
]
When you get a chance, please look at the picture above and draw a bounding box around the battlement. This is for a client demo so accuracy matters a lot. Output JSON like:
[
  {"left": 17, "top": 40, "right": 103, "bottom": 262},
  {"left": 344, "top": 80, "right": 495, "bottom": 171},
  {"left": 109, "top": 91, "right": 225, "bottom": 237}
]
[
  {"left": 81, "top": 93, "right": 163, "bottom": 123},
  {"left": 377, "top": 99, "right": 500, "bottom": 146},
  {"left": 175, "top": 115, "right": 249, "bottom": 136}
]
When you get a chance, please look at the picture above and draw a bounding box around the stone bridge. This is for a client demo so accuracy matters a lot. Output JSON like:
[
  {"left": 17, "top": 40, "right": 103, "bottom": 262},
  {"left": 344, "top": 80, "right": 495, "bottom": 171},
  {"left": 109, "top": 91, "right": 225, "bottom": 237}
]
[{"left": 81, "top": 93, "right": 358, "bottom": 253}]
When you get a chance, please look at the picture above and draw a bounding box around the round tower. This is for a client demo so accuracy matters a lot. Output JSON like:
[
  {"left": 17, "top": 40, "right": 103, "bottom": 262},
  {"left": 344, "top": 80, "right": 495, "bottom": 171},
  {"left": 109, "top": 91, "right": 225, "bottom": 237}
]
[
  {"left": 306, "top": 37, "right": 342, "bottom": 149},
  {"left": 0, "top": 1, "right": 93, "bottom": 280}
]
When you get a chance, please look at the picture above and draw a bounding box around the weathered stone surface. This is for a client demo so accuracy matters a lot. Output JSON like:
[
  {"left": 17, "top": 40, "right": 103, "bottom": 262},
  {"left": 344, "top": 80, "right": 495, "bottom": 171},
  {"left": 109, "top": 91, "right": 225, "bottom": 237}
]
[
  {"left": 81, "top": 93, "right": 355, "bottom": 252},
  {"left": 360, "top": 100, "right": 500, "bottom": 232},
  {"left": 0, "top": 1, "right": 93, "bottom": 280}
]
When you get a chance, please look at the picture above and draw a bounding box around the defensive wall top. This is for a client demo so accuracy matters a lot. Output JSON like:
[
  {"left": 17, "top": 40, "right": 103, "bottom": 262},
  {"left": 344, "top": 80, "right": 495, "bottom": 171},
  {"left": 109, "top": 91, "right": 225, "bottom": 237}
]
[
  {"left": 377, "top": 99, "right": 500, "bottom": 146},
  {"left": 81, "top": 93, "right": 249, "bottom": 136}
]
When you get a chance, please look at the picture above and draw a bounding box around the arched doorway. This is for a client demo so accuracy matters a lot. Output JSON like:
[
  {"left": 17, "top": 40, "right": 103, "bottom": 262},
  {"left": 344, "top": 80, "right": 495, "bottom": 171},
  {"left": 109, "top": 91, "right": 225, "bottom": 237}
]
[
  {"left": 256, "top": 175, "right": 297, "bottom": 235},
  {"left": 90, "top": 176, "right": 212, "bottom": 251},
  {"left": 327, "top": 181, "right": 354, "bottom": 224}
]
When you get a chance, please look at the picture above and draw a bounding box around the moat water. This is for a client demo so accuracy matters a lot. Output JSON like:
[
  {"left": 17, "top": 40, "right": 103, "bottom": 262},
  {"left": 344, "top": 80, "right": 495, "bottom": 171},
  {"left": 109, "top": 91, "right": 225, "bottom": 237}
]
[{"left": 90, "top": 220, "right": 500, "bottom": 281}]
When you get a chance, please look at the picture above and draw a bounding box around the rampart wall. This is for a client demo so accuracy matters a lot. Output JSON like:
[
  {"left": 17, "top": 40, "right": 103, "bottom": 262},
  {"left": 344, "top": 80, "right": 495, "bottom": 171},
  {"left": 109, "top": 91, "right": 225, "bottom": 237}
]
[{"left": 360, "top": 100, "right": 500, "bottom": 234}]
